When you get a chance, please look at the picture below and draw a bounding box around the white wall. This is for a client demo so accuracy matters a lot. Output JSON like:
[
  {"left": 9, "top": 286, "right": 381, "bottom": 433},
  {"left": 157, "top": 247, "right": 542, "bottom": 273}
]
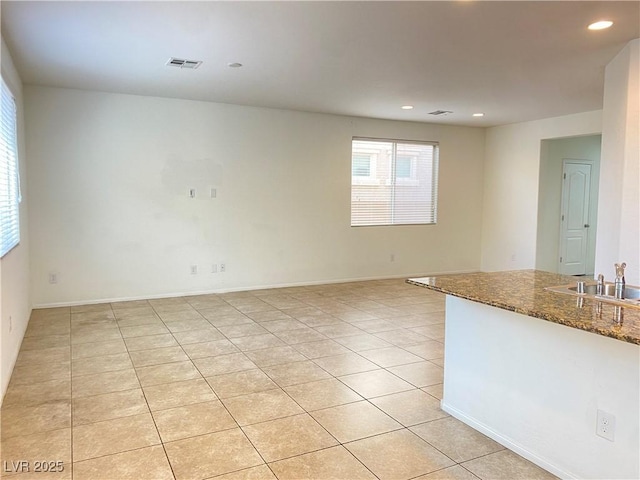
[
  {"left": 595, "top": 39, "right": 639, "bottom": 285},
  {"left": 444, "top": 296, "right": 639, "bottom": 480},
  {"left": 536, "top": 135, "right": 601, "bottom": 274},
  {"left": 0, "top": 38, "right": 30, "bottom": 402},
  {"left": 26, "top": 86, "right": 485, "bottom": 306},
  {"left": 481, "top": 111, "right": 602, "bottom": 272}
]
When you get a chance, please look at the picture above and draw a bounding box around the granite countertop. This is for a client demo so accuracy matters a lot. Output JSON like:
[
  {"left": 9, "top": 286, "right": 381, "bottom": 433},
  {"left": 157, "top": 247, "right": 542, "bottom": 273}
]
[{"left": 407, "top": 270, "right": 640, "bottom": 346}]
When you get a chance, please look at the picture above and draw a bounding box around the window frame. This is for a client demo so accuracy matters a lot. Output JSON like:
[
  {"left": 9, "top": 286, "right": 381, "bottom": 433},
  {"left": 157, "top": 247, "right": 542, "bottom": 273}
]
[
  {"left": 350, "top": 137, "right": 439, "bottom": 227},
  {"left": 0, "top": 77, "right": 21, "bottom": 258}
]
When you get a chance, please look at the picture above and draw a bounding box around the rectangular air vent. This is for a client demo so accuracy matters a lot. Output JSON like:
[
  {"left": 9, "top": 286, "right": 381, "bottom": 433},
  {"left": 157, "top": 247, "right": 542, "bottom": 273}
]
[
  {"left": 428, "top": 110, "right": 453, "bottom": 116},
  {"left": 166, "top": 58, "right": 202, "bottom": 69}
]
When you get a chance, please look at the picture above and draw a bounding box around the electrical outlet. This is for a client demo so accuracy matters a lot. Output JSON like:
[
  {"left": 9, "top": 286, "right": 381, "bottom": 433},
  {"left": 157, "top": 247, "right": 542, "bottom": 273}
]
[
  {"left": 220, "top": 263, "right": 226, "bottom": 273},
  {"left": 211, "top": 264, "right": 217, "bottom": 273},
  {"left": 390, "top": 253, "right": 395, "bottom": 262},
  {"left": 210, "top": 188, "right": 217, "bottom": 198},
  {"left": 49, "top": 273, "right": 58, "bottom": 284},
  {"left": 596, "top": 409, "right": 616, "bottom": 441},
  {"left": 190, "top": 265, "right": 198, "bottom": 275},
  {"left": 189, "top": 188, "right": 196, "bottom": 198}
]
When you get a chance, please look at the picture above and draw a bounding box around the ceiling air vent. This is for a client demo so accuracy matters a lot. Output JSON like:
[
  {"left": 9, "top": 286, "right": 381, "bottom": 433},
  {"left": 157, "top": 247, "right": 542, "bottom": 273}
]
[
  {"left": 428, "top": 110, "right": 453, "bottom": 116},
  {"left": 166, "top": 58, "right": 202, "bottom": 69}
]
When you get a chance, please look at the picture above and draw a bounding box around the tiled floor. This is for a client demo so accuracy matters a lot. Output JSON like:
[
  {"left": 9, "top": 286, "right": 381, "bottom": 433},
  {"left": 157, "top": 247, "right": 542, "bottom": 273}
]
[{"left": 1, "top": 279, "right": 558, "bottom": 480}]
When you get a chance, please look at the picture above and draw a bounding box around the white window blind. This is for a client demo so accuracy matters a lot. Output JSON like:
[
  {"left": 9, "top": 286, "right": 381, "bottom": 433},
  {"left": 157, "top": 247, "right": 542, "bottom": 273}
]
[
  {"left": 1, "top": 78, "right": 20, "bottom": 257},
  {"left": 351, "top": 138, "right": 438, "bottom": 226}
]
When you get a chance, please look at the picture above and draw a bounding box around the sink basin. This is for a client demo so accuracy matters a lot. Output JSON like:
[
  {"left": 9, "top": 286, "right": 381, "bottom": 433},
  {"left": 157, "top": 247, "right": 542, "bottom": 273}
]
[{"left": 546, "top": 281, "right": 640, "bottom": 308}]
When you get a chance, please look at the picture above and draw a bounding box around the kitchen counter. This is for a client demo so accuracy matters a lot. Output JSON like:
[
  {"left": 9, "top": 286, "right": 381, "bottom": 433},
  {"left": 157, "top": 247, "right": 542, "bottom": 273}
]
[
  {"left": 408, "top": 269, "right": 640, "bottom": 345},
  {"left": 407, "top": 269, "right": 640, "bottom": 479}
]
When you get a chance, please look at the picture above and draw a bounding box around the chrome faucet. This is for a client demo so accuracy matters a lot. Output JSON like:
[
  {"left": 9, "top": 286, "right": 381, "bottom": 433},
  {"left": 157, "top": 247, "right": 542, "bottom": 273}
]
[
  {"left": 596, "top": 273, "right": 605, "bottom": 295},
  {"left": 614, "top": 262, "right": 626, "bottom": 299}
]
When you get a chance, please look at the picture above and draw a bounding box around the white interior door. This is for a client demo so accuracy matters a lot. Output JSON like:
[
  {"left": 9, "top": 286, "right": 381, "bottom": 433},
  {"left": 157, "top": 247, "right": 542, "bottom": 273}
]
[{"left": 559, "top": 161, "right": 592, "bottom": 275}]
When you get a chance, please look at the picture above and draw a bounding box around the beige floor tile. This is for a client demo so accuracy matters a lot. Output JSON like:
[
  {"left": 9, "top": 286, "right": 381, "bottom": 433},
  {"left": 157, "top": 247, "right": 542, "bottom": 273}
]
[
  {"left": 193, "top": 352, "right": 258, "bottom": 376},
  {"left": 71, "top": 339, "right": 127, "bottom": 360},
  {"left": 297, "top": 314, "right": 343, "bottom": 328},
  {"left": 0, "top": 428, "right": 71, "bottom": 476},
  {"left": 415, "top": 465, "right": 481, "bottom": 480},
  {"left": 230, "top": 333, "right": 287, "bottom": 351},
  {"left": 310, "top": 400, "right": 401, "bottom": 443},
  {"left": 172, "top": 327, "right": 225, "bottom": 344},
  {"left": 206, "top": 369, "right": 279, "bottom": 399},
  {"left": 373, "top": 329, "right": 429, "bottom": 346},
  {"left": 124, "top": 333, "right": 178, "bottom": 351},
  {"left": 312, "top": 353, "right": 379, "bottom": 376},
  {"left": 218, "top": 322, "right": 269, "bottom": 338},
  {"left": 213, "top": 464, "right": 277, "bottom": 479},
  {"left": 72, "top": 353, "right": 133, "bottom": 377},
  {"left": 388, "top": 361, "right": 444, "bottom": 387},
  {"left": 116, "top": 314, "right": 163, "bottom": 327},
  {"left": 9, "top": 362, "right": 70, "bottom": 386},
  {"left": 112, "top": 304, "right": 155, "bottom": 316},
  {"left": 19, "top": 334, "right": 70, "bottom": 351},
  {"left": 269, "top": 445, "right": 377, "bottom": 480},
  {"left": 73, "top": 445, "right": 173, "bottom": 480},
  {"left": 314, "top": 323, "right": 365, "bottom": 338},
  {"left": 247, "top": 310, "right": 295, "bottom": 323},
  {"left": 2, "top": 379, "right": 71, "bottom": 408},
  {"left": 135, "top": 360, "right": 201, "bottom": 386},
  {"left": 346, "top": 429, "right": 455, "bottom": 480},
  {"left": 461, "top": 450, "right": 558, "bottom": 480},
  {"left": 202, "top": 311, "right": 254, "bottom": 327},
  {"left": 358, "top": 346, "right": 424, "bottom": 367},
  {"left": 259, "top": 318, "right": 306, "bottom": 333},
  {"left": 24, "top": 319, "right": 70, "bottom": 338},
  {"left": 414, "top": 323, "right": 446, "bottom": 341},
  {"left": 153, "top": 400, "right": 237, "bottom": 442},
  {"left": 371, "top": 389, "right": 449, "bottom": 426},
  {"left": 284, "top": 378, "right": 362, "bottom": 411},
  {"left": 275, "top": 328, "right": 328, "bottom": 345},
  {"left": 351, "top": 318, "right": 402, "bottom": 333},
  {"left": 164, "top": 318, "right": 212, "bottom": 333},
  {"left": 72, "top": 413, "right": 160, "bottom": 462},
  {"left": 244, "top": 346, "right": 307, "bottom": 367},
  {"left": 119, "top": 323, "right": 169, "bottom": 338},
  {"left": 423, "top": 383, "right": 444, "bottom": 400},
  {"left": 143, "top": 378, "right": 217, "bottom": 411},
  {"left": 15, "top": 346, "right": 70, "bottom": 367},
  {"left": 72, "top": 388, "right": 148, "bottom": 426},
  {"left": 431, "top": 357, "right": 445, "bottom": 367},
  {"left": 263, "top": 360, "right": 331, "bottom": 387},
  {"left": 292, "top": 339, "right": 352, "bottom": 359},
  {"left": 129, "top": 345, "right": 189, "bottom": 367},
  {"left": 71, "top": 368, "right": 140, "bottom": 398},
  {"left": 338, "top": 369, "right": 415, "bottom": 398},
  {"left": 243, "top": 413, "right": 338, "bottom": 462},
  {"left": 158, "top": 310, "right": 205, "bottom": 323},
  {"left": 1, "top": 401, "right": 71, "bottom": 439},
  {"left": 334, "top": 333, "right": 393, "bottom": 351},
  {"left": 405, "top": 340, "right": 446, "bottom": 360},
  {"left": 70, "top": 329, "right": 122, "bottom": 345},
  {"left": 411, "top": 417, "right": 504, "bottom": 463},
  {"left": 222, "top": 388, "right": 304, "bottom": 426},
  {"left": 181, "top": 338, "right": 239, "bottom": 359},
  {"left": 164, "top": 428, "right": 263, "bottom": 480}
]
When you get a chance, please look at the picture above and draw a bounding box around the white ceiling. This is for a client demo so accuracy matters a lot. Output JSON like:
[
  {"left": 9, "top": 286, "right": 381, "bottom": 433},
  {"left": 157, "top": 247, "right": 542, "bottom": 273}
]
[{"left": 1, "top": 1, "right": 638, "bottom": 127}]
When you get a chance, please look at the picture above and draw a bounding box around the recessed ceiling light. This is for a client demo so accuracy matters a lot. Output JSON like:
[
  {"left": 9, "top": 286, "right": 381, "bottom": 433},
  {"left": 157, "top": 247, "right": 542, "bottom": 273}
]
[
  {"left": 588, "top": 20, "right": 613, "bottom": 30},
  {"left": 401, "top": 105, "right": 414, "bottom": 110},
  {"left": 473, "top": 113, "right": 484, "bottom": 117},
  {"left": 227, "top": 62, "right": 243, "bottom": 68}
]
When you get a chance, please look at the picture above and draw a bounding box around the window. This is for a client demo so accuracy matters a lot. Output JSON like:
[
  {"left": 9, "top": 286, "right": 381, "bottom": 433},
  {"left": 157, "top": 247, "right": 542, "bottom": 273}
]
[
  {"left": 1, "top": 78, "right": 20, "bottom": 257},
  {"left": 351, "top": 137, "right": 438, "bottom": 226}
]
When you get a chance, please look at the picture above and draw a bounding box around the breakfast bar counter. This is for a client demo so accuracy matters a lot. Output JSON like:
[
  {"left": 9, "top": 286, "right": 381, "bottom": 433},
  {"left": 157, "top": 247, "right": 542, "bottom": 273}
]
[
  {"left": 407, "top": 270, "right": 640, "bottom": 480},
  {"left": 407, "top": 269, "right": 640, "bottom": 345}
]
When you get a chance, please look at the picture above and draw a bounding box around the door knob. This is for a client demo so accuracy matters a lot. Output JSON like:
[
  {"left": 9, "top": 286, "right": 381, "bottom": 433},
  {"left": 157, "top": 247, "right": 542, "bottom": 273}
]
[{"left": 584, "top": 224, "right": 590, "bottom": 228}]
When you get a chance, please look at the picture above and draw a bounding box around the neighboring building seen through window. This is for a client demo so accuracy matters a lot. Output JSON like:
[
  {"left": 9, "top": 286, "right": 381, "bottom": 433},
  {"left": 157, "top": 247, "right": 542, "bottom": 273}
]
[
  {"left": 0, "top": 78, "right": 20, "bottom": 257},
  {"left": 351, "top": 138, "right": 438, "bottom": 226}
]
